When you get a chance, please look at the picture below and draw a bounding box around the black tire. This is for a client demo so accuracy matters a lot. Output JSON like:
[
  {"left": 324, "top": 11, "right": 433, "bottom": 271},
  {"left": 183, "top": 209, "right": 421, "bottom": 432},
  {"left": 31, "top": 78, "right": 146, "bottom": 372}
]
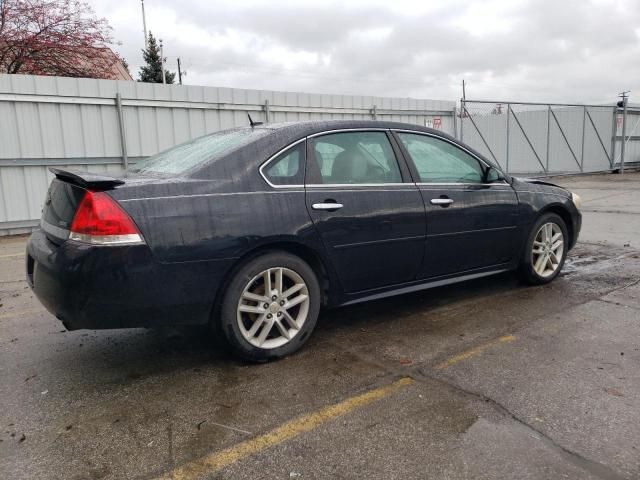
[
  {"left": 218, "top": 251, "right": 321, "bottom": 362},
  {"left": 518, "top": 212, "right": 569, "bottom": 285}
]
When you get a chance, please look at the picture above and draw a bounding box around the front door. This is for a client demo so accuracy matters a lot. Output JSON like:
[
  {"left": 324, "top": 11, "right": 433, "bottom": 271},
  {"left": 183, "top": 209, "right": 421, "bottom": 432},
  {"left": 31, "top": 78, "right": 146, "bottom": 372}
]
[
  {"left": 393, "top": 131, "right": 519, "bottom": 279},
  {"left": 305, "top": 130, "right": 426, "bottom": 293}
]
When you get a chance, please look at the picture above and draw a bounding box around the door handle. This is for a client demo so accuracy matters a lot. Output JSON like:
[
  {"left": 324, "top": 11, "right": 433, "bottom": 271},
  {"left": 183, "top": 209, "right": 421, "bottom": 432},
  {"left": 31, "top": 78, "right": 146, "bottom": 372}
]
[
  {"left": 312, "top": 202, "right": 344, "bottom": 211},
  {"left": 430, "top": 198, "right": 454, "bottom": 206}
]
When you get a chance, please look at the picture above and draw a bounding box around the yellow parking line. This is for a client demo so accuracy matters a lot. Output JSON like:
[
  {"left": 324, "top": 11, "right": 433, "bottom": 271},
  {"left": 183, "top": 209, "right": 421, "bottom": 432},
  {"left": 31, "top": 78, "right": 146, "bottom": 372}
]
[
  {"left": 0, "top": 308, "right": 46, "bottom": 320},
  {"left": 0, "top": 252, "right": 24, "bottom": 259},
  {"left": 435, "top": 335, "right": 515, "bottom": 370},
  {"left": 159, "top": 377, "right": 414, "bottom": 480}
]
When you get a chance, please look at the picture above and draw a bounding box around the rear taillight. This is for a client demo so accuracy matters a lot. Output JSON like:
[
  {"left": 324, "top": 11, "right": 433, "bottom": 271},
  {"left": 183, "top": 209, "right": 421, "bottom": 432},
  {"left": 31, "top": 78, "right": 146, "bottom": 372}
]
[{"left": 69, "top": 191, "right": 144, "bottom": 245}]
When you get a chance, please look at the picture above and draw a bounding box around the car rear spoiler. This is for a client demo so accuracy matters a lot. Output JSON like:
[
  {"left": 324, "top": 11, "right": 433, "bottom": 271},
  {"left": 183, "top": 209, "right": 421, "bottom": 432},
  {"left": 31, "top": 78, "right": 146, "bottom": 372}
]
[{"left": 49, "top": 168, "right": 125, "bottom": 189}]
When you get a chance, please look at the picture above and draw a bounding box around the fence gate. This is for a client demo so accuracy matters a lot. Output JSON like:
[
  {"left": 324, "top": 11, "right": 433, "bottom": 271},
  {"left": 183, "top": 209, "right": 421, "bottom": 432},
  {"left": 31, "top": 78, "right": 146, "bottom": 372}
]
[
  {"left": 613, "top": 105, "right": 640, "bottom": 171},
  {"left": 460, "top": 100, "right": 618, "bottom": 175}
]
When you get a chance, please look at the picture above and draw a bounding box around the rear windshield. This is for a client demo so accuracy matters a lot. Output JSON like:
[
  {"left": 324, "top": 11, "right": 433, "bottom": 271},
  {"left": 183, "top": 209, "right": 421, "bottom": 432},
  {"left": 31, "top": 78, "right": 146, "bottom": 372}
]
[{"left": 129, "top": 128, "right": 269, "bottom": 175}]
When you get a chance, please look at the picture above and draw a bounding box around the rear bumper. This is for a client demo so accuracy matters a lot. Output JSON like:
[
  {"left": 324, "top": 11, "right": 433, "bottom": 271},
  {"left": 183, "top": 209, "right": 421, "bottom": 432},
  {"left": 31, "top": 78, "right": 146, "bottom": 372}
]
[{"left": 26, "top": 229, "right": 234, "bottom": 330}]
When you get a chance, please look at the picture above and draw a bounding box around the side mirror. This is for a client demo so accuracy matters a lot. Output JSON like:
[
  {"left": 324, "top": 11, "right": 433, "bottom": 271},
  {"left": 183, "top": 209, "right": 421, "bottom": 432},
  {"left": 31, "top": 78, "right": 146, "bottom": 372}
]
[{"left": 486, "top": 166, "right": 506, "bottom": 183}]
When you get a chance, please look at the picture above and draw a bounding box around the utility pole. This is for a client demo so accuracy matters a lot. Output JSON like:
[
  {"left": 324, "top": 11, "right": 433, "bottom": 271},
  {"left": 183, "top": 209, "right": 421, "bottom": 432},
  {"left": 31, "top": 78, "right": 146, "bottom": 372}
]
[
  {"left": 618, "top": 91, "right": 630, "bottom": 174},
  {"left": 160, "top": 39, "right": 166, "bottom": 84},
  {"left": 177, "top": 57, "right": 182, "bottom": 85},
  {"left": 141, "top": 0, "right": 148, "bottom": 50}
]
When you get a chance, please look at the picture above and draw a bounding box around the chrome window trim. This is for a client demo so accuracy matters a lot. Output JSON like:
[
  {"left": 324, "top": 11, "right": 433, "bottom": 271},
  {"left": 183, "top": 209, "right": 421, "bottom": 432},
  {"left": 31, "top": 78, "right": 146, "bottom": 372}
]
[
  {"left": 415, "top": 182, "right": 510, "bottom": 187},
  {"left": 392, "top": 128, "right": 506, "bottom": 177},
  {"left": 307, "top": 127, "right": 390, "bottom": 138},
  {"left": 306, "top": 182, "right": 408, "bottom": 188},
  {"left": 258, "top": 137, "right": 307, "bottom": 189},
  {"left": 258, "top": 127, "right": 510, "bottom": 190}
]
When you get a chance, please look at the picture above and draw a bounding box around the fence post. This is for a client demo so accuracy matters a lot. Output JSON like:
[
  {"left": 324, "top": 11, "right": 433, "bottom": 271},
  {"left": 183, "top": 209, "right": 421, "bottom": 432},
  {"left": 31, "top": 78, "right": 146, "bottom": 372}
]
[
  {"left": 264, "top": 99, "right": 270, "bottom": 123},
  {"left": 505, "top": 104, "right": 510, "bottom": 174},
  {"left": 371, "top": 104, "right": 377, "bottom": 120},
  {"left": 580, "top": 106, "right": 586, "bottom": 172},
  {"left": 620, "top": 97, "right": 628, "bottom": 174},
  {"left": 546, "top": 105, "right": 551, "bottom": 173},
  {"left": 452, "top": 106, "right": 458, "bottom": 139},
  {"left": 460, "top": 99, "right": 464, "bottom": 142},
  {"left": 115, "top": 93, "right": 128, "bottom": 170},
  {"left": 610, "top": 107, "right": 617, "bottom": 169}
]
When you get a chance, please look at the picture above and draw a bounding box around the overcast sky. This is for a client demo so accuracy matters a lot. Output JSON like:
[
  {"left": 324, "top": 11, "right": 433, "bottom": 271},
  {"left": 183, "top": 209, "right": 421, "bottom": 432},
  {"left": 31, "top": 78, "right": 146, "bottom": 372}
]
[{"left": 90, "top": 0, "right": 640, "bottom": 104}]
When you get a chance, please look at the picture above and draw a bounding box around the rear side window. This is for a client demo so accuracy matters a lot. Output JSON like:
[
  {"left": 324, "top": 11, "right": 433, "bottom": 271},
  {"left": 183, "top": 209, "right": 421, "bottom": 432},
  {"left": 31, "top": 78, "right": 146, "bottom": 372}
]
[
  {"left": 263, "top": 142, "right": 305, "bottom": 186},
  {"left": 397, "top": 133, "right": 485, "bottom": 184},
  {"left": 130, "top": 128, "right": 269, "bottom": 175},
  {"left": 309, "top": 131, "right": 402, "bottom": 184}
]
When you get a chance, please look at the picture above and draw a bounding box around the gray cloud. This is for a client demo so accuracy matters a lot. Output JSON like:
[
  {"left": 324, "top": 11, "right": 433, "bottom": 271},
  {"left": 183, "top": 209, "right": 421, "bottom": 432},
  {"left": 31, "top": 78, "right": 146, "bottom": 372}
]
[{"left": 92, "top": 0, "right": 640, "bottom": 104}]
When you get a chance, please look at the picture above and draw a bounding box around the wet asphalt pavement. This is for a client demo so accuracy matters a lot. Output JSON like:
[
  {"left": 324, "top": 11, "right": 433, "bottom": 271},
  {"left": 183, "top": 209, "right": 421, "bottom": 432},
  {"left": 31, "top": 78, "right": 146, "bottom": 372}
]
[{"left": 1, "top": 172, "right": 639, "bottom": 480}]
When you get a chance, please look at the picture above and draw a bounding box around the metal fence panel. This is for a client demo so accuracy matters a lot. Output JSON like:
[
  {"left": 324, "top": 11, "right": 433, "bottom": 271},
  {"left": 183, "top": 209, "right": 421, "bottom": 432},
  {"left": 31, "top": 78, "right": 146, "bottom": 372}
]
[
  {"left": 461, "top": 100, "right": 619, "bottom": 176},
  {"left": 0, "top": 74, "right": 455, "bottom": 235}
]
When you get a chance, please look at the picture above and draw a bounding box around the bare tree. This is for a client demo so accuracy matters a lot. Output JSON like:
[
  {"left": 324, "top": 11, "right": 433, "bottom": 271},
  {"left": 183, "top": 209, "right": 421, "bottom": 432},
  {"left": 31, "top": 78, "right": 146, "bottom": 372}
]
[{"left": 0, "top": 0, "right": 120, "bottom": 78}]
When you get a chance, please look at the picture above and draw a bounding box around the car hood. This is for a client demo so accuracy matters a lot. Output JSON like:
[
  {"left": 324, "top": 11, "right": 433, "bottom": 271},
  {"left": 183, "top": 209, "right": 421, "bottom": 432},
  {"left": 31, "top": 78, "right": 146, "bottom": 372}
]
[
  {"left": 514, "top": 177, "right": 562, "bottom": 188},
  {"left": 512, "top": 176, "right": 571, "bottom": 197}
]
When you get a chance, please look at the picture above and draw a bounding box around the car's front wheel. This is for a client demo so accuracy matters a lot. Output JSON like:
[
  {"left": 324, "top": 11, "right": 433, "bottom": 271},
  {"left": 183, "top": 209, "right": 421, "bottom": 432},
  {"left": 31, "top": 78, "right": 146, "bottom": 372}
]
[
  {"left": 519, "top": 212, "right": 568, "bottom": 285},
  {"left": 219, "top": 252, "right": 321, "bottom": 362}
]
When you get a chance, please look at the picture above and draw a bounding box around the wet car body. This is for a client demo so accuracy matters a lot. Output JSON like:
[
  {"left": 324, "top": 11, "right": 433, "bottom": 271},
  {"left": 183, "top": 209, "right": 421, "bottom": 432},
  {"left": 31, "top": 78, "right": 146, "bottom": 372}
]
[{"left": 26, "top": 120, "right": 581, "bottom": 332}]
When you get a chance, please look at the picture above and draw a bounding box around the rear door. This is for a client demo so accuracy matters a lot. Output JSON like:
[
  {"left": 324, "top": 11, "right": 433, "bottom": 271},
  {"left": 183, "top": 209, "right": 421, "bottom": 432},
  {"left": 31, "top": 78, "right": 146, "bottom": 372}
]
[
  {"left": 393, "top": 131, "right": 519, "bottom": 279},
  {"left": 304, "top": 130, "right": 426, "bottom": 293}
]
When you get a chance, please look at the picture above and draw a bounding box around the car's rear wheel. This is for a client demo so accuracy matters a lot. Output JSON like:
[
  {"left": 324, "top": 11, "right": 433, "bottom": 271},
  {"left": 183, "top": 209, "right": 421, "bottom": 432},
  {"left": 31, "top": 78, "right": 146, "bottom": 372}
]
[
  {"left": 519, "top": 213, "right": 568, "bottom": 285},
  {"left": 219, "top": 252, "right": 320, "bottom": 362}
]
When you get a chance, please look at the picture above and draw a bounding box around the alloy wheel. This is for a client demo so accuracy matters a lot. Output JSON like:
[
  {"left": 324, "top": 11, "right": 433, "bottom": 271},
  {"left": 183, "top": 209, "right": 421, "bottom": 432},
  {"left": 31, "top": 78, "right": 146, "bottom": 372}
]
[
  {"left": 237, "top": 267, "right": 310, "bottom": 349},
  {"left": 531, "top": 222, "right": 564, "bottom": 278}
]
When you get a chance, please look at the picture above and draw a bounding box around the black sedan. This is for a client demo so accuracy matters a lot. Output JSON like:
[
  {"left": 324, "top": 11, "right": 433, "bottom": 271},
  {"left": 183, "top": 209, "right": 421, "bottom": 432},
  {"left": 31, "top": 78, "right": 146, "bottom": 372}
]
[{"left": 27, "top": 120, "right": 582, "bottom": 361}]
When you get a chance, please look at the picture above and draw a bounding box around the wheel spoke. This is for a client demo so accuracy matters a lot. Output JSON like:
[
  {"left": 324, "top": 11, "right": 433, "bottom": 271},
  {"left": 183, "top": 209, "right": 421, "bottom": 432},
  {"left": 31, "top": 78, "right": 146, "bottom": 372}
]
[
  {"left": 285, "top": 294, "right": 308, "bottom": 310},
  {"left": 282, "top": 310, "right": 299, "bottom": 330},
  {"left": 275, "top": 268, "right": 283, "bottom": 296},
  {"left": 545, "top": 255, "right": 554, "bottom": 271},
  {"left": 256, "top": 319, "right": 273, "bottom": 346},
  {"left": 238, "top": 304, "right": 265, "bottom": 315},
  {"left": 242, "top": 291, "right": 268, "bottom": 303},
  {"left": 263, "top": 269, "right": 272, "bottom": 295},
  {"left": 282, "top": 283, "right": 304, "bottom": 299},
  {"left": 274, "top": 319, "right": 291, "bottom": 339},
  {"left": 552, "top": 240, "right": 563, "bottom": 251},
  {"left": 533, "top": 240, "right": 545, "bottom": 248},
  {"left": 534, "top": 253, "right": 546, "bottom": 274},
  {"left": 551, "top": 232, "right": 562, "bottom": 243},
  {"left": 545, "top": 224, "right": 553, "bottom": 241},
  {"left": 246, "top": 313, "right": 267, "bottom": 338},
  {"left": 549, "top": 251, "right": 559, "bottom": 264}
]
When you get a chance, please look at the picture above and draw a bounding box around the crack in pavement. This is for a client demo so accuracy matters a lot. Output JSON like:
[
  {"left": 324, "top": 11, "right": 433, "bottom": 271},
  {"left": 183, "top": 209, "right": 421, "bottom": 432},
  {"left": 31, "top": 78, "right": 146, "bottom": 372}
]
[
  {"left": 325, "top": 338, "right": 630, "bottom": 480},
  {"left": 414, "top": 367, "right": 630, "bottom": 480}
]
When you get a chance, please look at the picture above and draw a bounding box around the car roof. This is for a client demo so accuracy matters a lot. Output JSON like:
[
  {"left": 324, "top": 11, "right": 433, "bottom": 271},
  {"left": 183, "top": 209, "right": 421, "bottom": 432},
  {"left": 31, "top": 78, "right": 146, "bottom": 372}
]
[{"left": 252, "top": 119, "right": 454, "bottom": 141}]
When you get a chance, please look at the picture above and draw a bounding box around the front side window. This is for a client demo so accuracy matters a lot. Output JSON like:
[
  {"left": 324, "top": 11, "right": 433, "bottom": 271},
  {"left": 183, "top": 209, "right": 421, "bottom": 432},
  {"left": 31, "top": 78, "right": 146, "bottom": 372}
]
[
  {"left": 310, "top": 131, "right": 402, "bottom": 184},
  {"left": 263, "top": 142, "right": 305, "bottom": 186},
  {"left": 397, "top": 133, "right": 485, "bottom": 184}
]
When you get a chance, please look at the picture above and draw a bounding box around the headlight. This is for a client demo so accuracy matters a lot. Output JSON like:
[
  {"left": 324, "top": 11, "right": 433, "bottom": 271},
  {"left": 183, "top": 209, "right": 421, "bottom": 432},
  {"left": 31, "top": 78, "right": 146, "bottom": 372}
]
[{"left": 571, "top": 192, "right": 582, "bottom": 209}]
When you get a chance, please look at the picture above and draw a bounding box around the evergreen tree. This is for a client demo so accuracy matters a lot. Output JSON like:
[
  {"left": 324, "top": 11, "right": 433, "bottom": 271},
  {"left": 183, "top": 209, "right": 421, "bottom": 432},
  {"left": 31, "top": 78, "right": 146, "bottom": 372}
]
[{"left": 138, "top": 32, "right": 176, "bottom": 84}]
